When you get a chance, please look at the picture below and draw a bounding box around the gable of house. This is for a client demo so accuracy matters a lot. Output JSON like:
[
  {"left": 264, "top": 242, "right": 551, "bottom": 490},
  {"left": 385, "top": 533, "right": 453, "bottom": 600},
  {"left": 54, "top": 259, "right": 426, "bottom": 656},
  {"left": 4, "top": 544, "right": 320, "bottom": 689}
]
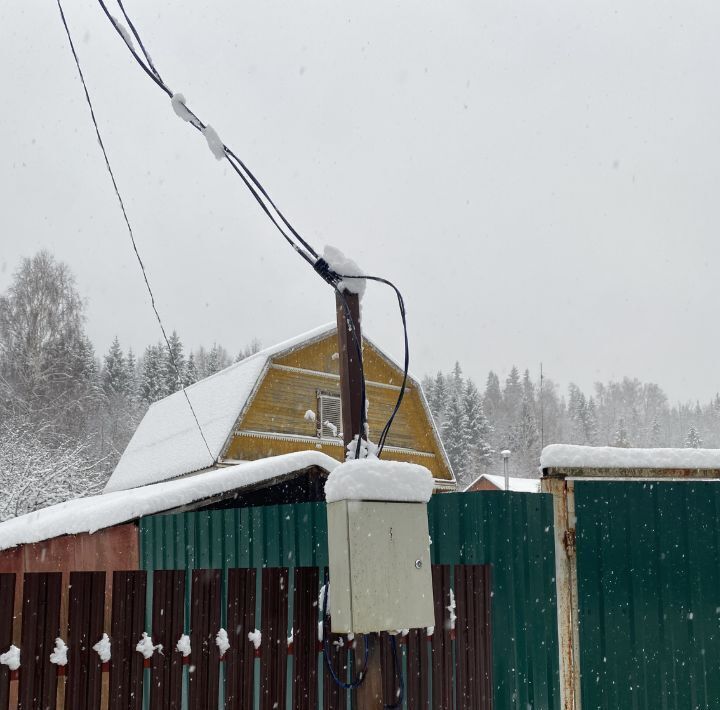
[{"left": 105, "top": 324, "right": 454, "bottom": 492}]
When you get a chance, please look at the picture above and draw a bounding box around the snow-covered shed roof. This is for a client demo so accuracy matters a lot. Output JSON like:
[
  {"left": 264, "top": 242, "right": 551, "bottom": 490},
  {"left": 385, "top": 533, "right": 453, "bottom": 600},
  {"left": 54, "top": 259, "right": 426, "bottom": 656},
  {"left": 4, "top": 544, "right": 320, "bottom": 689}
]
[
  {"left": 465, "top": 473, "right": 541, "bottom": 493},
  {"left": 541, "top": 444, "right": 720, "bottom": 471},
  {"left": 105, "top": 324, "right": 336, "bottom": 493},
  {"left": 0, "top": 451, "right": 339, "bottom": 552}
]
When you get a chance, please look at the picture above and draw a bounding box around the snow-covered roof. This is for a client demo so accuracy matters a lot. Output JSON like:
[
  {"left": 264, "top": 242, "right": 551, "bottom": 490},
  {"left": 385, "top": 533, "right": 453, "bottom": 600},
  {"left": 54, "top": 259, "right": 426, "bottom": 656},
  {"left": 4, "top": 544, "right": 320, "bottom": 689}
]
[
  {"left": 0, "top": 451, "right": 339, "bottom": 552},
  {"left": 541, "top": 444, "right": 720, "bottom": 470},
  {"left": 466, "top": 473, "right": 541, "bottom": 493},
  {"left": 105, "top": 324, "right": 336, "bottom": 492}
]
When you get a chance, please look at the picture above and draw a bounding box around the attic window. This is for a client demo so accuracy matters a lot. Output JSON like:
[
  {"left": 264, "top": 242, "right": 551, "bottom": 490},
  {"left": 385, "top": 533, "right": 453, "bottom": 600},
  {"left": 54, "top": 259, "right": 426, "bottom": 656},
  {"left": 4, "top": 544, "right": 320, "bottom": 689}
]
[{"left": 317, "top": 391, "right": 342, "bottom": 440}]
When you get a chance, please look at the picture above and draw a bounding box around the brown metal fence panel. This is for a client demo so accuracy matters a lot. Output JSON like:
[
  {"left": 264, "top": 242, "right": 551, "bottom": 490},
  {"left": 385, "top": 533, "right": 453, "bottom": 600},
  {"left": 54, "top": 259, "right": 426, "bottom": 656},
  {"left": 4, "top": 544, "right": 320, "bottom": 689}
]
[
  {"left": 291, "top": 567, "right": 319, "bottom": 710},
  {"left": 65, "top": 572, "right": 105, "bottom": 710},
  {"left": 379, "top": 633, "right": 403, "bottom": 708},
  {"left": 431, "top": 565, "right": 453, "bottom": 710},
  {"left": 406, "top": 628, "right": 430, "bottom": 709},
  {"left": 225, "top": 568, "right": 256, "bottom": 710},
  {"left": 150, "top": 570, "right": 185, "bottom": 710},
  {"left": 18, "top": 572, "right": 61, "bottom": 710},
  {"left": 188, "top": 569, "right": 221, "bottom": 710},
  {"left": 454, "top": 565, "right": 493, "bottom": 710},
  {"left": 109, "top": 571, "right": 146, "bottom": 710},
  {"left": 259, "top": 568, "right": 288, "bottom": 710},
  {"left": 0, "top": 574, "right": 15, "bottom": 710}
]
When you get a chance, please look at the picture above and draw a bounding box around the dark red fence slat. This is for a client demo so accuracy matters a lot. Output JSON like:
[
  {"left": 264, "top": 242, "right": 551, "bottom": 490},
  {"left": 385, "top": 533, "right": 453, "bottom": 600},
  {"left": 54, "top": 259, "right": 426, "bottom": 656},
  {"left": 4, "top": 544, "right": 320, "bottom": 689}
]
[
  {"left": 109, "top": 571, "right": 146, "bottom": 710},
  {"left": 151, "top": 570, "right": 185, "bottom": 710},
  {"left": 225, "top": 568, "right": 256, "bottom": 710},
  {"left": 18, "top": 572, "right": 61, "bottom": 710},
  {"left": 406, "top": 628, "right": 430, "bottom": 709},
  {"left": 0, "top": 574, "right": 15, "bottom": 710},
  {"left": 66, "top": 571, "right": 105, "bottom": 710},
  {"left": 431, "top": 565, "right": 453, "bottom": 710},
  {"left": 188, "top": 569, "right": 221, "bottom": 709},
  {"left": 380, "top": 633, "right": 403, "bottom": 708},
  {"left": 259, "top": 568, "right": 289, "bottom": 710},
  {"left": 454, "top": 565, "right": 492, "bottom": 710},
  {"left": 292, "top": 567, "right": 319, "bottom": 710}
]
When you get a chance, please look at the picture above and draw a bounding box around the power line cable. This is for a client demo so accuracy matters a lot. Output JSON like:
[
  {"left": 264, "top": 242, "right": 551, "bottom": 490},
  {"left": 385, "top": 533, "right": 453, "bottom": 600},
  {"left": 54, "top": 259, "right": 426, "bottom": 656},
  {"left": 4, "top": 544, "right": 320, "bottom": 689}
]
[
  {"left": 91, "top": 0, "right": 410, "bottom": 459},
  {"left": 55, "top": 0, "right": 215, "bottom": 464}
]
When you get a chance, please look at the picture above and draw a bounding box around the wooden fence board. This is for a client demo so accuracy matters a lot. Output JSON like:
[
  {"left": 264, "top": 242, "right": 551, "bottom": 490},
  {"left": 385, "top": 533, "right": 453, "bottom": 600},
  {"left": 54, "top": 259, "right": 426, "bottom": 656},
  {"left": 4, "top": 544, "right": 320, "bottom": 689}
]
[
  {"left": 454, "top": 565, "right": 492, "bottom": 710},
  {"left": 225, "top": 568, "right": 256, "bottom": 710},
  {"left": 18, "top": 572, "right": 61, "bottom": 710},
  {"left": 259, "top": 568, "right": 288, "bottom": 710},
  {"left": 66, "top": 572, "right": 105, "bottom": 710},
  {"left": 188, "top": 569, "right": 221, "bottom": 710},
  {"left": 109, "top": 571, "right": 146, "bottom": 710},
  {"left": 150, "top": 570, "right": 185, "bottom": 710},
  {"left": 0, "top": 574, "right": 15, "bottom": 710},
  {"left": 431, "top": 565, "right": 453, "bottom": 710},
  {"left": 291, "top": 567, "right": 319, "bottom": 710},
  {"left": 406, "top": 628, "right": 430, "bottom": 709}
]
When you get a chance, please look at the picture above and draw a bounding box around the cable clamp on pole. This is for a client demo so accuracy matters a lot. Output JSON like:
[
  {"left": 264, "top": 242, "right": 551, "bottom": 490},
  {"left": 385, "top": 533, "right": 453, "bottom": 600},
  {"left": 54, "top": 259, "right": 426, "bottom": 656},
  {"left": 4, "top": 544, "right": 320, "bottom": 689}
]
[{"left": 313, "top": 258, "right": 341, "bottom": 287}]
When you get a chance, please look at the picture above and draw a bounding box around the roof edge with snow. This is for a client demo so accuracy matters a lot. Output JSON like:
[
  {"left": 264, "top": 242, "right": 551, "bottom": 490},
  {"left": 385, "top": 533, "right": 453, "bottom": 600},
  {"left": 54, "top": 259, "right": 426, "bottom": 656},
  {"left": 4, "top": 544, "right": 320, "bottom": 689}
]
[
  {"left": 541, "top": 444, "right": 720, "bottom": 474},
  {"left": 0, "top": 451, "right": 339, "bottom": 552}
]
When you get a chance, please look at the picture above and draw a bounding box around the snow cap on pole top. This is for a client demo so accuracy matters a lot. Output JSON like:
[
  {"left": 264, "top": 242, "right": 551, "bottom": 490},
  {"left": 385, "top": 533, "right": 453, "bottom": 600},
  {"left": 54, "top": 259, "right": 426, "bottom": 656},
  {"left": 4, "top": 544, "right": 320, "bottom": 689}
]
[
  {"left": 322, "top": 245, "right": 366, "bottom": 300},
  {"left": 324, "top": 459, "right": 433, "bottom": 503}
]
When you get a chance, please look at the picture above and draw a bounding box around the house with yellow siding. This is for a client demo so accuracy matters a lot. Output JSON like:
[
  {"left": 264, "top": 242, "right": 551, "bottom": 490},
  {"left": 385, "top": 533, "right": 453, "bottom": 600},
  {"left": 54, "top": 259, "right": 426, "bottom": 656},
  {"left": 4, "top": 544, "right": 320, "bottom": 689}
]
[{"left": 105, "top": 324, "right": 455, "bottom": 496}]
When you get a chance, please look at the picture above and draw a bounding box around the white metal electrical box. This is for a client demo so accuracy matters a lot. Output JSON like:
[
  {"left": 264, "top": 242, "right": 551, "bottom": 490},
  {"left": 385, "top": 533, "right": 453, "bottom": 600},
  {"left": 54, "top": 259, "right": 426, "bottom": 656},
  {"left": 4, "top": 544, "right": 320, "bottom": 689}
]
[{"left": 326, "top": 499, "right": 434, "bottom": 633}]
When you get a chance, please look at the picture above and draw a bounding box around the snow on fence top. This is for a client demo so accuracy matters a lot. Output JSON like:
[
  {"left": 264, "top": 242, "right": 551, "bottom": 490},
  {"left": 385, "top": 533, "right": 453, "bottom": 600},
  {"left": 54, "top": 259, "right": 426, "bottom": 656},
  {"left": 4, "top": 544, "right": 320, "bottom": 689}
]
[
  {"left": 325, "top": 459, "right": 434, "bottom": 503},
  {"left": 466, "top": 473, "right": 541, "bottom": 493},
  {"left": 105, "top": 323, "right": 337, "bottom": 492},
  {"left": 0, "top": 451, "right": 339, "bottom": 552},
  {"left": 541, "top": 444, "right": 720, "bottom": 470}
]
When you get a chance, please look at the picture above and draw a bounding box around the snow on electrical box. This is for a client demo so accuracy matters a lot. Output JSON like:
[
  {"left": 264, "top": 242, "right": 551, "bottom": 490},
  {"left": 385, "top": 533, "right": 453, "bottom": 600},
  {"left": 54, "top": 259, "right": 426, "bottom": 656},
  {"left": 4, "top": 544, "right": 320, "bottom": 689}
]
[{"left": 325, "top": 458, "right": 435, "bottom": 633}]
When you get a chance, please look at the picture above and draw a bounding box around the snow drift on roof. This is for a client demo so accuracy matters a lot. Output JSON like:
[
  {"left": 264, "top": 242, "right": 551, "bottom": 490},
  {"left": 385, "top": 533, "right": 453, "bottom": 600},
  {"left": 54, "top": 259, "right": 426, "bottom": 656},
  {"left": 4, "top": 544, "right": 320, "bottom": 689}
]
[
  {"left": 325, "top": 459, "right": 434, "bottom": 503},
  {"left": 0, "top": 451, "right": 339, "bottom": 552},
  {"left": 105, "top": 324, "right": 336, "bottom": 493},
  {"left": 541, "top": 444, "right": 720, "bottom": 470}
]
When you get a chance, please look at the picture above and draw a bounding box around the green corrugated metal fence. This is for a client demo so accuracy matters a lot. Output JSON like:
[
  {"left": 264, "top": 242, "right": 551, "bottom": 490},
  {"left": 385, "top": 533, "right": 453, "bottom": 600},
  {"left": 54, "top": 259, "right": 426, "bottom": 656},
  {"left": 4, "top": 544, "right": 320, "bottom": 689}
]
[
  {"left": 139, "top": 491, "right": 560, "bottom": 709},
  {"left": 575, "top": 481, "right": 720, "bottom": 710}
]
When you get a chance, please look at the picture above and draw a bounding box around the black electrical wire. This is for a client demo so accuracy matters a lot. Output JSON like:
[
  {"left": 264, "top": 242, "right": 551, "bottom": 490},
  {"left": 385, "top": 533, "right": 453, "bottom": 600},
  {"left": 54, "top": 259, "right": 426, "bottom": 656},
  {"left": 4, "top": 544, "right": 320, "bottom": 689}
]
[
  {"left": 90, "top": 0, "right": 412, "bottom": 458},
  {"left": 55, "top": 0, "right": 215, "bottom": 464},
  {"left": 321, "top": 574, "right": 369, "bottom": 689}
]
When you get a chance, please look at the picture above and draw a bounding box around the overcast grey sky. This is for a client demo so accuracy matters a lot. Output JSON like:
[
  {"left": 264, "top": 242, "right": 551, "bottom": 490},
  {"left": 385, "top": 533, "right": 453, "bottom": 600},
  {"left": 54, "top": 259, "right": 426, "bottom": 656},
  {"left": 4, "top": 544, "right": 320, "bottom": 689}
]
[{"left": 2, "top": 0, "right": 719, "bottom": 403}]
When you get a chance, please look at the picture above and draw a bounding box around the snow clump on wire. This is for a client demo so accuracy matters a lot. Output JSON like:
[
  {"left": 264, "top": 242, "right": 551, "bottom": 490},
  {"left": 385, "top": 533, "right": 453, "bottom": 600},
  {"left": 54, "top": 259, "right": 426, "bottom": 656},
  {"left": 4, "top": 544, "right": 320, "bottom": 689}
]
[
  {"left": 171, "top": 93, "right": 202, "bottom": 129},
  {"left": 202, "top": 125, "right": 226, "bottom": 160},
  {"left": 93, "top": 634, "right": 111, "bottom": 663},
  {"left": 176, "top": 634, "right": 191, "bottom": 657},
  {"left": 0, "top": 645, "right": 20, "bottom": 671},
  {"left": 49, "top": 638, "right": 68, "bottom": 666}
]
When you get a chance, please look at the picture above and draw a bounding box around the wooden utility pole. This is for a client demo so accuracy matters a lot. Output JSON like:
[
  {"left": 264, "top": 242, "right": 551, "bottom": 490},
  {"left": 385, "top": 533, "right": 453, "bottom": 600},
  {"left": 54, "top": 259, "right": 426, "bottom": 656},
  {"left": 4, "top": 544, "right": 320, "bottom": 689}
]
[{"left": 334, "top": 289, "right": 383, "bottom": 710}]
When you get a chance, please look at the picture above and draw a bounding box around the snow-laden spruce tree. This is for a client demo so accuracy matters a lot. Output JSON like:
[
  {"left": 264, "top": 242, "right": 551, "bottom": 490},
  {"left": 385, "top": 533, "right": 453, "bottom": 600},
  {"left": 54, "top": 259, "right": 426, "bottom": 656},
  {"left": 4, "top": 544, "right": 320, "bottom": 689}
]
[
  {"left": 613, "top": 418, "right": 631, "bottom": 448},
  {"left": 684, "top": 425, "right": 702, "bottom": 449},
  {"left": 463, "top": 380, "right": 493, "bottom": 482},
  {"left": 441, "top": 391, "right": 470, "bottom": 476}
]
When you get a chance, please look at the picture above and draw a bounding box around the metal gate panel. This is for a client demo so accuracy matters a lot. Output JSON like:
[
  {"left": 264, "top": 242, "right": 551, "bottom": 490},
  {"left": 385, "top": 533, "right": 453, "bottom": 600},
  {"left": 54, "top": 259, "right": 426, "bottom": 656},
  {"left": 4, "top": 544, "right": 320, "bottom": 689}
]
[
  {"left": 576, "top": 482, "right": 720, "bottom": 710},
  {"left": 66, "top": 572, "right": 105, "bottom": 710},
  {"left": 19, "top": 572, "right": 61, "bottom": 710}
]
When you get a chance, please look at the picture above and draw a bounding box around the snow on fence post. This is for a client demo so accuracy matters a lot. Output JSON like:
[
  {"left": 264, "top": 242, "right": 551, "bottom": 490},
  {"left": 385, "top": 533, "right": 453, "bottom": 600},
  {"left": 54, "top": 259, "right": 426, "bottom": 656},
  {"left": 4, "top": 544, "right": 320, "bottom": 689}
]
[
  {"left": 215, "top": 628, "right": 230, "bottom": 660},
  {"left": 248, "top": 629, "right": 261, "bottom": 658},
  {"left": 136, "top": 632, "right": 163, "bottom": 668},
  {"left": 93, "top": 633, "right": 111, "bottom": 671},
  {"left": 49, "top": 638, "right": 68, "bottom": 676}
]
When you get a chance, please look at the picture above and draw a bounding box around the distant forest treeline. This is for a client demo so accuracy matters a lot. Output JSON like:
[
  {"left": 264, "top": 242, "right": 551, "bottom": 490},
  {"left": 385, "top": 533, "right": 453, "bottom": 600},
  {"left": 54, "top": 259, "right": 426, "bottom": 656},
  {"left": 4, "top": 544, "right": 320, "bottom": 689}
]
[{"left": 1, "top": 251, "right": 717, "bottom": 518}]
